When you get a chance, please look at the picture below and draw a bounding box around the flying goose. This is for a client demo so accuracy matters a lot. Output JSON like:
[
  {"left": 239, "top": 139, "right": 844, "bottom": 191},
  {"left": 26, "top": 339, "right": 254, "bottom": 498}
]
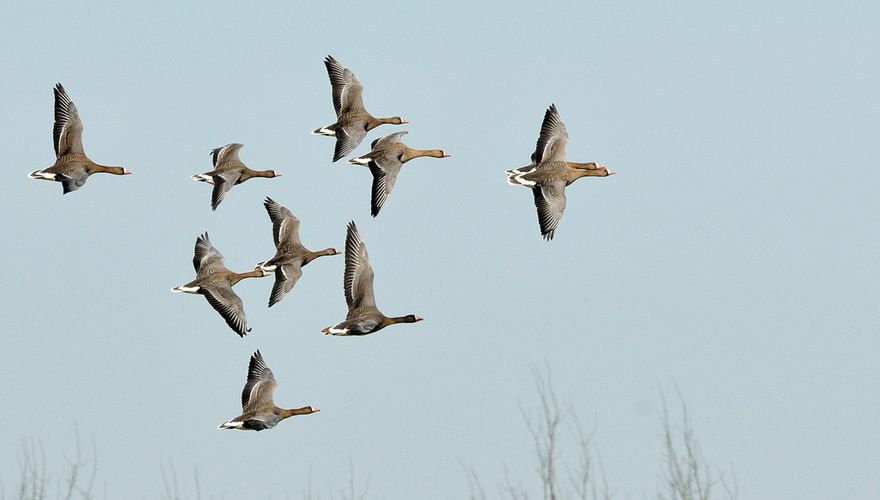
[
  {"left": 257, "top": 197, "right": 340, "bottom": 307},
  {"left": 506, "top": 104, "right": 615, "bottom": 240},
  {"left": 311, "top": 56, "right": 407, "bottom": 162},
  {"left": 28, "top": 83, "right": 131, "bottom": 193},
  {"left": 192, "top": 143, "right": 281, "bottom": 210},
  {"left": 171, "top": 232, "right": 268, "bottom": 337},
  {"left": 347, "top": 131, "right": 451, "bottom": 216},
  {"left": 322, "top": 222, "right": 423, "bottom": 336},
  {"left": 218, "top": 350, "right": 319, "bottom": 431}
]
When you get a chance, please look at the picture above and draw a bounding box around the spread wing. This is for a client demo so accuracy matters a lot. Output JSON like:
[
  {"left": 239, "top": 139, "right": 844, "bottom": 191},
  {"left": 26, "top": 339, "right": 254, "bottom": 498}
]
[
  {"left": 241, "top": 350, "right": 277, "bottom": 410},
  {"left": 210, "top": 143, "right": 244, "bottom": 167},
  {"left": 58, "top": 170, "right": 89, "bottom": 194},
  {"left": 370, "top": 131, "right": 408, "bottom": 150},
  {"left": 369, "top": 160, "right": 402, "bottom": 217},
  {"left": 333, "top": 126, "right": 367, "bottom": 162},
  {"left": 268, "top": 262, "right": 303, "bottom": 308},
  {"left": 193, "top": 232, "right": 225, "bottom": 272},
  {"left": 343, "top": 221, "right": 377, "bottom": 311},
  {"left": 532, "top": 181, "right": 568, "bottom": 241},
  {"left": 531, "top": 104, "right": 568, "bottom": 164},
  {"left": 324, "top": 55, "right": 364, "bottom": 116},
  {"left": 210, "top": 171, "right": 241, "bottom": 210},
  {"left": 202, "top": 283, "right": 250, "bottom": 337},
  {"left": 263, "top": 197, "right": 302, "bottom": 247},
  {"left": 52, "top": 83, "right": 85, "bottom": 157}
]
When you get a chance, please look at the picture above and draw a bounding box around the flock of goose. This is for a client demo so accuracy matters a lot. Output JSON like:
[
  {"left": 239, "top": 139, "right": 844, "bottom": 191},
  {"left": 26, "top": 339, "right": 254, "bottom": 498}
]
[{"left": 27, "top": 56, "right": 614, "bottom": 431}]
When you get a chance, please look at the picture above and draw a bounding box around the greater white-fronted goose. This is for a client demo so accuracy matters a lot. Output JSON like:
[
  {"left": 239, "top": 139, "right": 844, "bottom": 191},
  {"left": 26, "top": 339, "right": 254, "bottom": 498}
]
[
  {"left": 28, "top": 83, "right": 131, "bottom": 193},
  {"left": 171, "top": 232, "right": 268, "bottom": 337},
  {"left": 506, "top": 104, "right": 615, "bottom": 240},
  {"left": 192, "top": 143, "right": 281, "bottom": 210},
  {"left": 218, "top": 350, "right": 319, "bottom": 431},
  {"left": 311, "top": 56, "right": 408, "bottom": 162},
  {"left": 322, "top": 222, "right": 423, "bottom": 336},
  {"left": 257, "top": 197, "right": 340, "bottom": 307},
  {"left": 347, "top": 131, "right": 451, "bottom": 216}
]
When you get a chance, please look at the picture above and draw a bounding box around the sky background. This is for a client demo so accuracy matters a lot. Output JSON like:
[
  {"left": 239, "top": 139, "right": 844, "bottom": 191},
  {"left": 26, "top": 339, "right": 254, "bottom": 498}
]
[{"left": 2, "top": 1, "right": 878, "bottom": 498}]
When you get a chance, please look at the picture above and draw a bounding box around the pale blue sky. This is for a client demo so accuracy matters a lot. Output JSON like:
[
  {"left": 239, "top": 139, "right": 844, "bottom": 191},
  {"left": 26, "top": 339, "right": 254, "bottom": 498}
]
[{"left": 2, "top": 1, "right": 878, "bottom": 498}]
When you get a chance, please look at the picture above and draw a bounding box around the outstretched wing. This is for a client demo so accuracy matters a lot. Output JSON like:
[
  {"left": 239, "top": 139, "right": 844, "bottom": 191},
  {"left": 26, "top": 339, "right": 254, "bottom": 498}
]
[
  {"left": 52, "top": 83, "right": 85, "bottom": 157},
  {"left": 333, "top": 126, "right": 367, "bottom": 162},
  {"left": 531, "top": 104, "right": 568, "bottom": 164},
  {"left": 193, "top": 232, "right": 225, "bottom": 272},
  {"left": 532, "top": 181, "right": 567, "bottom": 241},
  {"left": 369, "top": 160, "right": 402, "bottom": 217},
  {"left": 268, "top": 262, "right": 303, "bottom": 308},
  {"left": 370, "top": 131, "right": 408, "bottom": 150},
  {"left": 210, "top": 143, "right": 244, "bottom": 167},
  {"left": 203, "top": 283, "right": 250, "bottom": 337},
  {"left": 210, "top": 170, "right": 241, "bottom": 211},
  {"left": 263, "top": 197, "right": 302, "bottom": 247},
  {"left": 58, "top": 170, "right": 89, "bottom": 194},
  {"left": 324, "top": 55, "right": 365, "bottom": 116},
  {"left": 241, "top": 350, "right": 277, "bottom": 410},
  {"left": 343, "top": 221, "right": 377, "bottom": 311}
]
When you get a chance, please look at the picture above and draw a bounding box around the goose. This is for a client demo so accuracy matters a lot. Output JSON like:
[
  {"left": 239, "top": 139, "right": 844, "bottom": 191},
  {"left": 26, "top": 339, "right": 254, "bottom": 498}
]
[
  {"left": 506, "top": 104, "right": 615, "bottom": 240},
  {"left": 192, "top": 143, "right": 281, "bottom": 210},
  {"left": 347, "top": 131, "right": 451, "bottom": 216},
  {"left": 171, "top": 232, "right": 268, "bottom": 337},
  {"left": 28, "top": 83, "right": 131, "bottom": 193},
  {"left": 257, "top": 197, "right": 340, "bottom": 307},
  {"left": 322, "top": 222, "right": 423, "bottom": 336},
  {"left": 218, "top": 350, "right": 319, "bottom": 431},
  {"left": 311, "top": 56, "right": 407, "bottom": 162}
]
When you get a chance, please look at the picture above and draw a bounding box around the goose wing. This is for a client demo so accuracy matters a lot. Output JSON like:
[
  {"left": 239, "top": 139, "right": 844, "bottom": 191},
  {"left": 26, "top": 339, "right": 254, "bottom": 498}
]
[
  {"left": 263, "top": 197, "right": 302, "bottom": 247},
  {"left": 369, "top": 159, "right": 402, "bottom": 217},
  {"left": 210, "top": 170, "right": 242, "bottom": 210},
  {"left": 210, "top": 143, "right": 244, "bottom": 167},
  {"left": 343, "top": 221, "right": 377, "bottom": 311},
  {"left": 333, "top": 126, "right": 367, "bottom": 162},
  {"left": 58, "top": 170, "right": 89, "bottom": 194},
  {"left": 241, "top": 350, "right": 277, "bottom": 410},
  {"left": 52, "top": 83, "right": 85, "bottom": 157},
  {"left": 193, "top": 232, "right": 225, "bottom": 272},
  {"left": 268, "top": 262, "right": 303, "bottom": 308},
  {"left": 370, "top": 131, "right": 408, "bottom": 150},
  {"left": 532, "top": 180, "right": 567, "bottom": 241},
  {"left": 202, "top": 283, "right": 250, "bottom": 337},
  {"left": 324, "top": 55, "right": 365, "bottom": 116},
  {"left": 531, "top": 104, "right": 569, "bottom": 164}
]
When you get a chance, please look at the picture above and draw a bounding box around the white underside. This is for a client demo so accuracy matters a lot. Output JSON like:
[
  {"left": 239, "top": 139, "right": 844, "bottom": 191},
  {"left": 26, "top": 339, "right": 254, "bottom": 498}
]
[
  {"left": 29, "top": 170, "right": 56, "bottom": 180},
  {"left": 192, "top": 174, "right": 215, "bottom": 184},
  {"left": 217, "top": 420, "right": 249, "bottom": 430},
  {"left": 348, "top": 157, "right": 371, "bottom": 165}
]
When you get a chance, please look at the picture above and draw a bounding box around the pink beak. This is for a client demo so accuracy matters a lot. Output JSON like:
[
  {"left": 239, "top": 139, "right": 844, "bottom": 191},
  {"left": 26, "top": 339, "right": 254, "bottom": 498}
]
[
  {"left": 443, "top": 153, "right": 452, "bottom": 158},
  {"left": 123, "top": 168, "right": 132, "bottom": 175},
  {"left": 400, "top": 119, "right": 409, "bottom": 124}
]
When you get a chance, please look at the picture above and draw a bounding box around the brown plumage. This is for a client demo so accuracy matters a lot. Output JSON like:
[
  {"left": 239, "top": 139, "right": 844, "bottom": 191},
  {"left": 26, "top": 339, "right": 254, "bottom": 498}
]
[
  {"left": 218, "top": 350, "right": 319, "bottom": 431},
  {"left": 257, "top": 197, "right": 340, "bottom": 307},
  {"left": 192, "top": 143, "right": 281, "bottom": 210},
  {"left": 171, "top": 232, "right": 269, "bottom": 337},
  {"left": 506, "top": 104, "right": 615, "bottom": 240},
  {"left": 311, "top": 56, "right": 407, "bottom": 162},
  {"left": 29, "top": 83, "right": 131, "bottom": 194},
  {"left": 322, "top": 222, "right": 423, "bottom": 336},
  {"left": 347, "top": 131, "right": 451, "bottom": 216}
]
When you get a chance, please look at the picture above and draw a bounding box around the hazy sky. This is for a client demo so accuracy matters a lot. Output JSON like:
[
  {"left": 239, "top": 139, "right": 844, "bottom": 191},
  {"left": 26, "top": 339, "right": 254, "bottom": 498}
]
[{"left": 2, "top": 1, "right": 878, "bottom": 498}]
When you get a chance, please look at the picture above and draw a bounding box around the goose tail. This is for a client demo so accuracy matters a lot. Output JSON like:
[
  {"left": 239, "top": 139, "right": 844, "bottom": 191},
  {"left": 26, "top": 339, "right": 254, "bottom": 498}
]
[
  {"left": 311, "top": 126, "right": 336, "bottom": 137},
  {"left": 28, "top": 170, "right": 56, "bottom": 180}
]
